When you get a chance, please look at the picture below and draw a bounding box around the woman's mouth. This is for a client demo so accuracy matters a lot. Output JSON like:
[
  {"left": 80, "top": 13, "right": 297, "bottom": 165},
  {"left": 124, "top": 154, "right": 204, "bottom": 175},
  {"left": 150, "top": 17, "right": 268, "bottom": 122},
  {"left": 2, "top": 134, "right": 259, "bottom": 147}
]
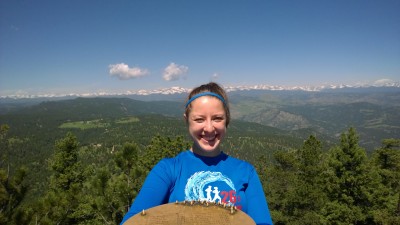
[
  {"left": 203, "top": 136, "right": 215, "bottom": 141},
  {"left": 201, "top": 135, "right": 219, "bottom": 145}
]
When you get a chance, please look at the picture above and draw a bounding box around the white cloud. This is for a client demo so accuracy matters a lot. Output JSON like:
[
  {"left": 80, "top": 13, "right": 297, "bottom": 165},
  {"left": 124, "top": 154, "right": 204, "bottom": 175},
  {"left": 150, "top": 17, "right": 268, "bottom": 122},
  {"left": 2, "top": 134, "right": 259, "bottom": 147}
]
[
  {"left": 163, "top": 62, "right": 188, "bottom": 81},
  {"left": 109, "top": 63, "right": 149, "bottom": 80}
]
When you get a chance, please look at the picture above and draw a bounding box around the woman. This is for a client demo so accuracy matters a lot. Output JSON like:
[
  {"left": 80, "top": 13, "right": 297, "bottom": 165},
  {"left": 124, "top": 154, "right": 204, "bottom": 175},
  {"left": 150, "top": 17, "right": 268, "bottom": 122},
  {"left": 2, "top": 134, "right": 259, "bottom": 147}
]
[{"left": 121, "top": 82, "right": 273, "bottom": 225}]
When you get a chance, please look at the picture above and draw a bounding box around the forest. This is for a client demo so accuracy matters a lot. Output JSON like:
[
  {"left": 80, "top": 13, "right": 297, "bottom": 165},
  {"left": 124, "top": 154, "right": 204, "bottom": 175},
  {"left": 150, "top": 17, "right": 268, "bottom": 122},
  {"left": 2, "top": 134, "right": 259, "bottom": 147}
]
[{"left": 0, "top": 95, "right": 399, "bottom": 224}]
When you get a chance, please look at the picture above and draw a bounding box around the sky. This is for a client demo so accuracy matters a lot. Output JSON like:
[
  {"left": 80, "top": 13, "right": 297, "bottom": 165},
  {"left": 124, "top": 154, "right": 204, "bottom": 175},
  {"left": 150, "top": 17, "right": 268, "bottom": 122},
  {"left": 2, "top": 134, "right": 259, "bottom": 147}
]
[{"left": 0, "top": 0, "right": 399, "bottom": 97}]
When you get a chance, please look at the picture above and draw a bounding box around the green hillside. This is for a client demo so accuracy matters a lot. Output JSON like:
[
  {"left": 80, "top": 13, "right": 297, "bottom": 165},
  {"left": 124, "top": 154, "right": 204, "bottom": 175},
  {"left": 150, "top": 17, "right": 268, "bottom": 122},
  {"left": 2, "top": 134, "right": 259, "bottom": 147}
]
[
  {"left": 230, "top": 90, "right": 400, "bottom": 151},
  {"left": 1, "top": 95, "right": 399, "bottom": 224},
  {"left": 2, "top": 89, "right": 399, "bottom": 151},
  {"left": 0, "top": 97, "right": 304, "bottom": 200}
]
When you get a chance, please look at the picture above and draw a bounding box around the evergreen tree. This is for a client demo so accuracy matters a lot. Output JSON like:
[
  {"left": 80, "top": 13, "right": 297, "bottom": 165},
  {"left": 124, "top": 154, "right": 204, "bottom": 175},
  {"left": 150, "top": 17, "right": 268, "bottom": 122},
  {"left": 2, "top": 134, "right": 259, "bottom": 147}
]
[
  {"left": 75, "top": 166, "right": 126, "bottom": 225},
  {"left": 0, "top": 167, "right": 31, "bottom": 224},
  {"left": 291, "top": 135, "right": 327, "bottom": 224},
  {"left": 370, "top": 138, "right": 400, "bottom": 224},
  {"left": 0, "top": 124, "right": 32, "bottom": 224},
  {"left": 113, "top": 142, "right": 144, "bottom": 222},
  {"left": 0, "top": 124, "right": 10, "bottom": 167},
  {"left": 36, "top": 132, "right": 85, "bottom": 224},
  {"left": 264, "top": 135, "right": 327, "bottom": 225},
  {"left": 323, "top": 127, "right": 379, "bottom": 224},
  {"left": 50, "top": 132, "right": 82, "bottom": 191},
  {"left": 264, "top": 149, "right": 298, "bottom": 224}
]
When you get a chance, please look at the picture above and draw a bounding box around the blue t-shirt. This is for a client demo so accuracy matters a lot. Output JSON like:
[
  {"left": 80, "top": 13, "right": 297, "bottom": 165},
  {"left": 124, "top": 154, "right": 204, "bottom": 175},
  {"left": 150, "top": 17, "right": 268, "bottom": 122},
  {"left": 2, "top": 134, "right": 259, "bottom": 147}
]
[{"left": 121, "top": 150, "right": 273, "bottom": 225}]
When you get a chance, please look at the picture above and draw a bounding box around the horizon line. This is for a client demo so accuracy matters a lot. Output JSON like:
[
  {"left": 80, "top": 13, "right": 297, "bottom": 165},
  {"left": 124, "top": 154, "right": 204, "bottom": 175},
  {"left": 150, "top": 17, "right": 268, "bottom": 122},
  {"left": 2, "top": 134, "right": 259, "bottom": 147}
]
[{"left": 1, "top": 82, "right": 400, "bottom": 100}]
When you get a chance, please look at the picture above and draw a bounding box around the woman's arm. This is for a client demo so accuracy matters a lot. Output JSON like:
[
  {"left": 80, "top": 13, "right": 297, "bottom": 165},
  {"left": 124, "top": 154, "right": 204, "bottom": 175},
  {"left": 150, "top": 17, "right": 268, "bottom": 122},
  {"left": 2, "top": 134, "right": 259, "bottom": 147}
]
[
  {"left": 246, "top": 167, "right": 274, "bottom": 225},
  {"left": 120, "top": 159, "right": 173, "bottom": 224}
]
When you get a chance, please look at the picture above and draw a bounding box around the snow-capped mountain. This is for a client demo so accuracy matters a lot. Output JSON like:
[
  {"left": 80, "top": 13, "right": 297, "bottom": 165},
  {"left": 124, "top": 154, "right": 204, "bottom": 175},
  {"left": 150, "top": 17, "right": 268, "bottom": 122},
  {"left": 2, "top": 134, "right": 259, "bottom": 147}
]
[{"left": 1, "top": 81, "right": 399, "bottom": 99}]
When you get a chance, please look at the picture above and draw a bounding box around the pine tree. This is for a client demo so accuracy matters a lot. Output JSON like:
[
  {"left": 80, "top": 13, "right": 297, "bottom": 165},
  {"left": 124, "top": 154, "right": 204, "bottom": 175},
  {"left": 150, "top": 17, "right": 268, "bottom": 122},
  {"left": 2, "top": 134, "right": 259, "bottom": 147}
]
[
  {"left": 0, "top": 124, "right": 10, "bottom": 168},
  {"left": 0, "top": 167, "right": 31, "bottom": 224},
  {"left": 113, "top": 142, "right": 144, "bottom": 222},
  {"left": 291, "top": 135, "right": 327, "bottom": 224},
  {"left": 370, "top": 138, "right": 400, "bottom": 224},
  {"left": 265, "top": 135, "right": 328, "bottom": 225},
  {"left": 50, "top": 132, "right": 82, "bottom": 191},
  {"left": 75, "top": 166, "right": 124, "bottom": 225},
  {"left": 264, "top": 149, "right": 298, "bottom": 224},
  {"left": 0, "top": 124, "right": 32, "bottom": 224},
  {"left": 37, "top": 132, "right": 85, "bottom": 224},
  {"left": 323, "top": 127, "right": 378, "bottom": 224}
]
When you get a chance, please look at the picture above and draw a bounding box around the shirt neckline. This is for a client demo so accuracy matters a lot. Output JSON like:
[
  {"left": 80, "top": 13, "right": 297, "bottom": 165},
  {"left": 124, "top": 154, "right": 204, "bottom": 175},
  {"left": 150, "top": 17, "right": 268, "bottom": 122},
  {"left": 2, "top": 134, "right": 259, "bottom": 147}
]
[{"left": 187, "top": 150, "right": 228, "bottom": 166}]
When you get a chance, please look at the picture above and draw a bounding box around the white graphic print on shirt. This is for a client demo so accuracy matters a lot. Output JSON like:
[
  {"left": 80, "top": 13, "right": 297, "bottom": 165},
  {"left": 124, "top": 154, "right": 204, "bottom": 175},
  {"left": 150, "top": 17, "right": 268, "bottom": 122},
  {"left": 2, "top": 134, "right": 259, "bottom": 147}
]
[{"left": 184, "top": 171, "right": 242, "bottom": 209}]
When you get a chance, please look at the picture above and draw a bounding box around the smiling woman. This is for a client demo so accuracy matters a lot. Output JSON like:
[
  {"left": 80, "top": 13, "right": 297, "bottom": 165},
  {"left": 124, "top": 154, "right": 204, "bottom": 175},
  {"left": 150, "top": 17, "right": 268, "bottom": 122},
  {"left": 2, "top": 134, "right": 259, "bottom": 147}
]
[
  {"left": 185, "top": 93, "right": 227, "bottom": 156},
  {"left": 120, "top": 82, "right": 274, "bottom": 225}
]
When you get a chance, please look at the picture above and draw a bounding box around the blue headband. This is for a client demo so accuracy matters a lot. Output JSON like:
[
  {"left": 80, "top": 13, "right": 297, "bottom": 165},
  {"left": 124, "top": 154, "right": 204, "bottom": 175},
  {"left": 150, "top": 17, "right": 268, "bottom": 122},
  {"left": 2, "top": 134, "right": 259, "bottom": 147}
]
[{"left": 185, "top": 92, "right": 226, "bottom": 108}]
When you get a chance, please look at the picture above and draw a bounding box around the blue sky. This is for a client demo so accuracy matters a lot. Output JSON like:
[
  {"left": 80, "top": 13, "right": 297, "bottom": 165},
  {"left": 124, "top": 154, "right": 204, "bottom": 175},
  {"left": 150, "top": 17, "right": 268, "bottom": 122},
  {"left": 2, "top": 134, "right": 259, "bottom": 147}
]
[{"left": 0, "top": 0, "right": 399, "bottom": 96}]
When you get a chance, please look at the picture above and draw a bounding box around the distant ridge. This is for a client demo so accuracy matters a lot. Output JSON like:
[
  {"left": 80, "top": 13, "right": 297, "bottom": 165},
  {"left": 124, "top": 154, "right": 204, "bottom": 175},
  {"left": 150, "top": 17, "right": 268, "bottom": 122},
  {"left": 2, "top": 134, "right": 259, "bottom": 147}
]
[
  {"left": 1, "top": 81, "right": 399, "bottom": 100},
  {"left": 1, "top": 87, "right": 398, "bottom": 151}
]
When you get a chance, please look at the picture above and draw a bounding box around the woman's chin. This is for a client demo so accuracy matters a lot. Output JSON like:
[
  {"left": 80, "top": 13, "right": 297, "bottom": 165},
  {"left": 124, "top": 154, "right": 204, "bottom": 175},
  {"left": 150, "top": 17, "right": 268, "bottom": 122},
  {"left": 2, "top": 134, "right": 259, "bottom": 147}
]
[
  {"left": 193, "top": 140, "right": 221, "bottom": 155},
  {"left": 202, "top": 139, "right": 220, "bottom": 148}
]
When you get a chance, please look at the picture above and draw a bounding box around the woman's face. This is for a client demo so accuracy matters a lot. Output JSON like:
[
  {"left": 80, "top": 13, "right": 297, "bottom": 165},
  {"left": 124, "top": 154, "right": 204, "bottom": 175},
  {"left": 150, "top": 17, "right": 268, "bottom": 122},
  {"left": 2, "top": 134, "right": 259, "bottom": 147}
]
[{"left": 186, "top": 96, "right": 227, "bottom": 157}]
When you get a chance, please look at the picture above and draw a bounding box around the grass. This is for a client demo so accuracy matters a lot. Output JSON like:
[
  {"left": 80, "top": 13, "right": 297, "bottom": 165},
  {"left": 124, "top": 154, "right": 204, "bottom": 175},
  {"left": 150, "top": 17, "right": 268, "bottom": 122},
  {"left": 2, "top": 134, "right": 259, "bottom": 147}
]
[
  {"left": 59, "top": 117, "right": 139, "bottom": 130},
  {"left": 115, "top": 116, "right": 140, "bottom": 124},
  {"left": 59, "top": 119, "right": 109, "bottom": 130}
]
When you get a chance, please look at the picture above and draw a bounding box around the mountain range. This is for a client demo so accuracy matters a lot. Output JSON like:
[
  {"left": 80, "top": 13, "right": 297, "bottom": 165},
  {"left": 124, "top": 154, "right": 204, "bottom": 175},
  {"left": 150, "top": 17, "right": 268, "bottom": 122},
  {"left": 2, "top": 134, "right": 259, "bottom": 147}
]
[
  {"left": 1, "top": 85, "right": 399, "bottom": 152},
  {"left": 1, "top": 81, "right": 399, "bottom": 99}
]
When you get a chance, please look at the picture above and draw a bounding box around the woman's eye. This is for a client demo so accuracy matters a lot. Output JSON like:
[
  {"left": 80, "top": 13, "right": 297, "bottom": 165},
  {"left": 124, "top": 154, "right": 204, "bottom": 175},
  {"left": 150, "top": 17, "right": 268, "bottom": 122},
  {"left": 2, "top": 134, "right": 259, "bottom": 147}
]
[
  {"left": 194, "top": 118, "right": 204, "bottom": 123},
  {"left": 214, "top": 117, "right": 224, "bottom": 122}
]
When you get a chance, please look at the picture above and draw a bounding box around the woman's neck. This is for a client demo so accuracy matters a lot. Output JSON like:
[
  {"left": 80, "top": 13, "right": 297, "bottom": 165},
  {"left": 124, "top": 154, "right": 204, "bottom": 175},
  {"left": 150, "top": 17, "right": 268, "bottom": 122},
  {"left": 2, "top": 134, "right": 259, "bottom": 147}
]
[{"left": 190, "top": 144, "right": 221, "bottom": 157}]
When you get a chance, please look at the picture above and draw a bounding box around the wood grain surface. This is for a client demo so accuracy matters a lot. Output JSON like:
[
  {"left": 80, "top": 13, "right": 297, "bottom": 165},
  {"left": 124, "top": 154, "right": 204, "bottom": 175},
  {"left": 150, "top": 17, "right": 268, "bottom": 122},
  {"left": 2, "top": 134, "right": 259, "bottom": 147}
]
[{"left": 123, "top": 201, "right": 256, "bottom": 225}]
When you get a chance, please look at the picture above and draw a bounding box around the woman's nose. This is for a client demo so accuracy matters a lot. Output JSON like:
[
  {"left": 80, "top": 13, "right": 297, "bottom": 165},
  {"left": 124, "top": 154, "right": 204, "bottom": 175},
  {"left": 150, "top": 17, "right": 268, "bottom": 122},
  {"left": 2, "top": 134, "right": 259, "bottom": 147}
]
[{"left": 204, "top": 120, "right": 215, "bottom": 132}]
